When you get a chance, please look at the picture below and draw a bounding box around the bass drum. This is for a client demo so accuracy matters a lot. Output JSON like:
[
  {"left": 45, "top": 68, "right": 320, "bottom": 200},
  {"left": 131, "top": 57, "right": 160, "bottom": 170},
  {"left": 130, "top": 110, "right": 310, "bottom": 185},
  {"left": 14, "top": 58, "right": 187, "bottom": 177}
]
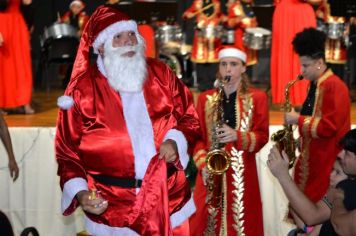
[{"left": 159, "top": 53, "right": 194, "bottom": 86}]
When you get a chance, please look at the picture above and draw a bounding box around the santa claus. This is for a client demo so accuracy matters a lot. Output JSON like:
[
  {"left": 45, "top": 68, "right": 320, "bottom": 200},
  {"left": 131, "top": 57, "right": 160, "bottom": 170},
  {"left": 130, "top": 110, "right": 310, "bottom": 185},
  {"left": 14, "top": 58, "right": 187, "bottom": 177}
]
[{"left": 55, "top": 5, "right": 201, "bottom": 235}]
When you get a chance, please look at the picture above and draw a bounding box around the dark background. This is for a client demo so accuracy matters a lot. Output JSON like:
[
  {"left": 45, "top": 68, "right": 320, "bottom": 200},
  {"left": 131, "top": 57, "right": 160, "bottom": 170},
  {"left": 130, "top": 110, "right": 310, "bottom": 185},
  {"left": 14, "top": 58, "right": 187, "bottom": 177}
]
[{"left": 21, "top": 0, "right": 275, "bottom": 86}]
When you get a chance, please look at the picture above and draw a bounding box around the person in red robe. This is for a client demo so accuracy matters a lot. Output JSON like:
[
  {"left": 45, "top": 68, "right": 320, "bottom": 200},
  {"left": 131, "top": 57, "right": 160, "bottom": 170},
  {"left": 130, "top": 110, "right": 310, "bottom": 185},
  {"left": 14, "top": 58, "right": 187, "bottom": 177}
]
[
  {"left": 225, "top": 0, "right": 258, "bottom": 66},
  {"left": 189, "top": 46, "right": 269, "bottom": 235},
  {"left": 55, "top": 6, "right": 201, "bottom": 236},
  {"left": 60, "top": 0, "right": 89, "bottom": 37},
  {"left": 270, "top": 0, "right": 317, "bottom": 105},
  {"left": 285, "top": 27, "right": 350, "bottom": 208},
  {"left": 0, "top": 0, "right": 34, "bottom": 114},
  {"left": 182, "top": 0, "right": 223, "bottom": 91}
]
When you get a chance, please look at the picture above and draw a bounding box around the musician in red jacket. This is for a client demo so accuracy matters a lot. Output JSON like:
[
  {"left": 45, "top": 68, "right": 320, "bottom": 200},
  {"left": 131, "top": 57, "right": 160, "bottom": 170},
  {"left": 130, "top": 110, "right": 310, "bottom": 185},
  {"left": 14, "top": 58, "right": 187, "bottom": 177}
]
[
  {"left": 286, "top": 28, "right": 350, "bottom": 204},
  {"left": 60, "top": 0, "right": 89, "bottom": 37},
  {"left": 183, "top": 0, "right": 223, "bottom": 91},
  {"left": 189, "top": 46, "right": 269, "bottom": 235}
]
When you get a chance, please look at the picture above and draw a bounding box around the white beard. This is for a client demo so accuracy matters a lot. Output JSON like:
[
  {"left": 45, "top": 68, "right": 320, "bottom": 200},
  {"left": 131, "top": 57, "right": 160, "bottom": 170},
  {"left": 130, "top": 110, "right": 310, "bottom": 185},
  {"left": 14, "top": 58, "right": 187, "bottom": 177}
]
[{"left": 103, "top": 40, "right": 147, "bottom": 92}]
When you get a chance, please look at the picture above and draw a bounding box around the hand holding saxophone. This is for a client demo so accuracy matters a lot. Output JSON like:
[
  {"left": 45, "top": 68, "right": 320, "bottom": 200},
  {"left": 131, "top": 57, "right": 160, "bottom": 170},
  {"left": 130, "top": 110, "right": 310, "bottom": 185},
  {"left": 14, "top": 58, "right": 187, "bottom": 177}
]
[
  {"left": 216, "top": 124, "right": 237, "bottom": 143},
  {"left": 284, "top": 108, "right": 300, "bottom": 125},
  {"left": 267, "top": 146, "right": 290, "bottom": 180}
]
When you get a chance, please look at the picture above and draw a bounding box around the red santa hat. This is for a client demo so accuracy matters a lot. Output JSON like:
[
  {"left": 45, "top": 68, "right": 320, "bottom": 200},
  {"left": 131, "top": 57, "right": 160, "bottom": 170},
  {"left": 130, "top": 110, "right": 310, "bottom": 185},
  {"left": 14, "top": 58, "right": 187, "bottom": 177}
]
[
  {"left": 218, "top": 46, "right": 247, "bottom": 63},
  {"left": 70, "top": 5, "right": 138, "bottom": 82},
  {"left": 58, "top": 5, "right": 138, "bottom": 109}
]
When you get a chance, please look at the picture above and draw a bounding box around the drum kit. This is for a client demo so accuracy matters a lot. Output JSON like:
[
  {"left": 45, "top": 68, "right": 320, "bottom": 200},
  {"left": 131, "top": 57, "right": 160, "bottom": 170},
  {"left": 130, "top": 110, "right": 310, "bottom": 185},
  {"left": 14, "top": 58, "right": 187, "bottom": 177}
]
[{"left": 155, "top": 23, "right": 272, "bottom": 85}]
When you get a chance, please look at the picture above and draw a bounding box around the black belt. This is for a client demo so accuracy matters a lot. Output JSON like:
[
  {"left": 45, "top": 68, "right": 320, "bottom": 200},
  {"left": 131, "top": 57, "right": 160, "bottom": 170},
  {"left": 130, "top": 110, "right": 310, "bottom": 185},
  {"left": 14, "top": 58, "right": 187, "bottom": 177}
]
[
  {"left": 92, "top": 175, "right": 142, "bottom": 188},
  {"left": 92, "top": 166, "right": 177, "bottom": 188}
]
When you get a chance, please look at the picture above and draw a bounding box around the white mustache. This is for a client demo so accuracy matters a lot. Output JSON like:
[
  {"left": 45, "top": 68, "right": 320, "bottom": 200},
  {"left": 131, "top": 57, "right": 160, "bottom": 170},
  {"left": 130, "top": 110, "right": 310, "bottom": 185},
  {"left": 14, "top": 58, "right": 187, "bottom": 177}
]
[{"left": 105, "top": 44, "right": 139, "bottom": 58}]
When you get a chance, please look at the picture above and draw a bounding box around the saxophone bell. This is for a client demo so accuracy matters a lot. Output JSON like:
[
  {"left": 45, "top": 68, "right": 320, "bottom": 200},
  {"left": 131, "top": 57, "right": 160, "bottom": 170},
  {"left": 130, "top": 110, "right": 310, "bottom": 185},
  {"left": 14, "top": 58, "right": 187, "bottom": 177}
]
[{"left": 271, "top": 74, "right": 303, "bottom": 169}]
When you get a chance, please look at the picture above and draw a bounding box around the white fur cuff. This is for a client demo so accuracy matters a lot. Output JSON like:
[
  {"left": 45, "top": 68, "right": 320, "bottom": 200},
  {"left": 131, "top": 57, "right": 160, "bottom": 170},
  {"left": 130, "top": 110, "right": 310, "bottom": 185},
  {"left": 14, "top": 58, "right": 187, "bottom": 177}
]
[{"left": 163, "top": 129, "right": 189, "bottom": 169}]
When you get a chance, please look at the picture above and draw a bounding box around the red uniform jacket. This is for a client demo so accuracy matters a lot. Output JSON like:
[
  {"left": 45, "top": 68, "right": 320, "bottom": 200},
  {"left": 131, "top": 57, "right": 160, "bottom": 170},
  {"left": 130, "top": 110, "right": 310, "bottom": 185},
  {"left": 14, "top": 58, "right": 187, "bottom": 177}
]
[{"left": 295, "top": 69, "right": 350, "bottom": 202}]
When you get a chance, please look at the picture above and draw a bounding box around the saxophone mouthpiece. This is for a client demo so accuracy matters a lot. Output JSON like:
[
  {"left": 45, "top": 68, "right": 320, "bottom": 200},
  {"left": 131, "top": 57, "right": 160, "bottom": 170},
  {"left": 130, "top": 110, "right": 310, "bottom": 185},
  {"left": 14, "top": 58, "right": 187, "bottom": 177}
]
[
  {"left": 297, "top": 74, "right": 304, "bottom": 80},
  {"left": 224, "top": 76, "right": 231, "bottom": 83}
]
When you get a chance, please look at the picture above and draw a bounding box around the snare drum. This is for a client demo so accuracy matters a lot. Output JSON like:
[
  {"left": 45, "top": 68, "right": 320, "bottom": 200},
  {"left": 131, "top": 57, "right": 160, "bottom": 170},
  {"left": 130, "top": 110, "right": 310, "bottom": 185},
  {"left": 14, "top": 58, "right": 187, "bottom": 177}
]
[
  {"left": 327, "top": 22, "right": 345, "bottom": 40},
  {"left": 196, "top": 25, "right": 223, "bottom": 38},
  {"left": 43, "top": 23, "right": 78, "bottom": 43},
  {"left": 42, "top": 23, "right": 79, "bottom": 62},
  {"left": 243, "top": 27, "right": 271, "bottom": 50},
  {"left": 155, "top": 25, "right": 182, "bottom": 46}
]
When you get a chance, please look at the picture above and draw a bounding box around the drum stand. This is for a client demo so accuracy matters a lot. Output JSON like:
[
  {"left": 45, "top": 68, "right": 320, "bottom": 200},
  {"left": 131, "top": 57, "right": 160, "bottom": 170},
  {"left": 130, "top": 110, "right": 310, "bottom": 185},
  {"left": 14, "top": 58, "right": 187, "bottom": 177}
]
[
  {"left": 345, "top": 35, "right": 356, "bottom": 102},
  {"left": 39, "top": 37, "right": 79, "bottom": 92}
]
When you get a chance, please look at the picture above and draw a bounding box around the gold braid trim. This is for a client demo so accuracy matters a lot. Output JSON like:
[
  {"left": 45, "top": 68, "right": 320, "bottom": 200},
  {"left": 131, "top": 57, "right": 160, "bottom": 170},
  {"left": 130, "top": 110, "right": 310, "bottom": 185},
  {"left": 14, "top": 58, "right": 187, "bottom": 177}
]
[
  {"left": 194, "top": 149, "right": 207, "bottom": 169},
  {"left": 241, "top": 132, "right": 248, "bottom": 150},
  {"left": 314, "top": 70, "right": 331, "bottom": 118},
  {"left": 302, "top": 117, "right": 312, "bottom": 137},
  {"left": 298, "top": 137, "right": 311, "bottom": 191},
  {"left": 205, "top": 207, "right": 218, "bottom": 235},
  {"left": 309, "top": 69, "right": 330, "bottom": 138},
  {"left": 193, "top": 149, "right": 207, "bottom": 162},
  {"left": 220, "top": 173, "right": 228, "bottom": 236},
  {"left": 206, "top": 92, "right": 219, "bottom": 145},
  {"left": 230, "top": 147, "right": 245, "bottom": 236},
  {"left": 249, "top": 132, "right": 256, "bottom": 152},
  {"left": 229, "top": 92, "right": 253, "bottom": 235},
  {"left": 311, "top": 117, "right": 321, "bottom": 139}
]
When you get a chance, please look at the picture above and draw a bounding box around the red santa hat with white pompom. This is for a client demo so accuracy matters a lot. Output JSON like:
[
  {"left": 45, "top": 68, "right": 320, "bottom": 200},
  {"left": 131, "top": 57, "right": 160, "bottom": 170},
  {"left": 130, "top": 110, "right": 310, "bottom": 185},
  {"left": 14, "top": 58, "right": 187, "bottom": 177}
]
[{"left": 57, "top": 5, "right": 140, "bottom": 109}]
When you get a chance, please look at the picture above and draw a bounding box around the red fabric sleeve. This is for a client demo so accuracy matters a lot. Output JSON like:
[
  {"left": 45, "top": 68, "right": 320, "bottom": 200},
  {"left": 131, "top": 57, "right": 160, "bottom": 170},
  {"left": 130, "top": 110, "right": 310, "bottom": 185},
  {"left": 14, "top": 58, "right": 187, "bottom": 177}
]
[
  {"left": 169, "top": 68, "right": 202, "bottom": 156},
  {"left": 298, "top": 76, "right": 350, "bottom": 139},
  {"left": 55, "top": 89, "right": 87, "bottom": 190}
]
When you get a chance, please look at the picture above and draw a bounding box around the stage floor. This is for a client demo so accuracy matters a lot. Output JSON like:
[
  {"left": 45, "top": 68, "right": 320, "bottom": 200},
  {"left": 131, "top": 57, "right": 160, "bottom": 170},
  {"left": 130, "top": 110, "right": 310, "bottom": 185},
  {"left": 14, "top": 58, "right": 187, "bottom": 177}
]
[{"left": 3, "top": 88, "right": 356, "bottom": 127}]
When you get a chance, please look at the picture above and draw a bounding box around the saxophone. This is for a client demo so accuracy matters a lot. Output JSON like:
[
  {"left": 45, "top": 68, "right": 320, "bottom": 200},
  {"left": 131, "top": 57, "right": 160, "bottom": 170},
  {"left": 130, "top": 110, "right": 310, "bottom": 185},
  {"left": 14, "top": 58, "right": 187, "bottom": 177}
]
[
  {"left": 205, "top": 76, "right": 231, "bottom": 208},
  {"left": 271, "top": 74, "right": 303, "bottom": 168}
]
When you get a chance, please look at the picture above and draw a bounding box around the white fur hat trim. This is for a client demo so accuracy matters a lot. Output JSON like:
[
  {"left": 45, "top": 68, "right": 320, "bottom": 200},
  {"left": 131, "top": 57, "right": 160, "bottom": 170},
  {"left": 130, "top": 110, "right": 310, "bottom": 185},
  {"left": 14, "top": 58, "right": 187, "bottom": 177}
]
[
  {"left": 218, "top": 48, "right": 247, "bottom": 63},
  {"left": 92, "top": 20, "right": 138, "bottom": 54},
  {"left": 70, "top": 0, "right": 84, "bottom": 8},
  {"left": 57, "top": 95, "right": 74, "bottom": 110}
]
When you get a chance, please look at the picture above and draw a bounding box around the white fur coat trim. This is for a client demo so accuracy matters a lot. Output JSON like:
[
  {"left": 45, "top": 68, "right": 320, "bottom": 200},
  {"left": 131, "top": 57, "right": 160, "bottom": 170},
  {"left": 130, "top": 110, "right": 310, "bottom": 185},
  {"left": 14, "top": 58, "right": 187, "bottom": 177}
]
[
  {"left": 92, "top": 20, "right": 138, "bottom": 54},
  {"left": 57, "top": 95, "right": 74, "bottom": 110},
  {"left": 61, "top": 177, "right": 88, "bottom": 213}
]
